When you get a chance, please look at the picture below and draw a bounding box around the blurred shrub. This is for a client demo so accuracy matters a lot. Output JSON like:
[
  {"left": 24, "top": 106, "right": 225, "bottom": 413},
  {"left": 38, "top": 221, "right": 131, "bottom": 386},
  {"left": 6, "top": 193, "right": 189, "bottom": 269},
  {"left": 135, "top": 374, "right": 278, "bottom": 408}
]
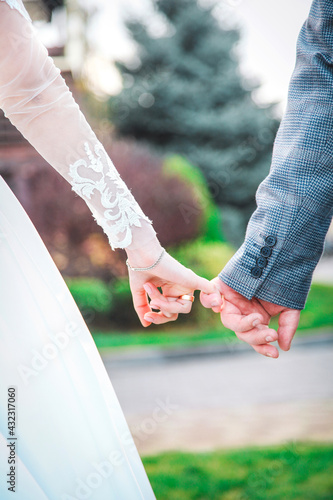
[
  {"left": 163, "top": 155, "right": 225, "bottom": 242},
  {"left": 165, "top": 239, "right": 235, "bottom": 329},
  {"left": 65, "top": 277, "right": 113, "bottom": 324},
  {"left": 64, "top": 275, "right": 144, "bottom": 329},
  {"left": 108, "top": 277, "right": 141, "bottom": 328},
  {"left": 4, "top": 159, "right": 124, "bottom": 280},
  {"left": 169, "top": 239, "right": 234, "bottom": 280},
  {"left": 106, "top": 140, "right": 204, "bottom": 247}
]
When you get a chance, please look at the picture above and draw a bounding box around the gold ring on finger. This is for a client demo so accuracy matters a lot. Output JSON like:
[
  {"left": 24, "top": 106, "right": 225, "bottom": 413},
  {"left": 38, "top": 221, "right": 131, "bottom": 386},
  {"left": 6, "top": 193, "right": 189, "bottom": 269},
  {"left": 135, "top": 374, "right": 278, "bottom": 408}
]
[{"left": 179, "top": 294, "right": 195, "bottom": 302}]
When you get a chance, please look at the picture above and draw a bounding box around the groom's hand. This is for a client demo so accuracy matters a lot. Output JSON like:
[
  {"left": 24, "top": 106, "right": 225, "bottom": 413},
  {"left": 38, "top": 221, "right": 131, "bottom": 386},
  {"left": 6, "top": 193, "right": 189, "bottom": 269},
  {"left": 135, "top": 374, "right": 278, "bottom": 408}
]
[{"left": 200, "top": 277, "right": 300, "bottom": 358}]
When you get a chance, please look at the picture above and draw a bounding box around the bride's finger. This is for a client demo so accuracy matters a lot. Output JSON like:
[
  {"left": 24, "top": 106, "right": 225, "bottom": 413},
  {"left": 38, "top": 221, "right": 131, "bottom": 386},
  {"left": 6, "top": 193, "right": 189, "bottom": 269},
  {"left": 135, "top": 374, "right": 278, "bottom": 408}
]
[
  {"left": 143, "top": 282, "right": 165, "bottom": 301},
  {"left": 200, "top": 291, "right": 224, "bottom": 313},
  {"left": 149, "top": 299, "right": 193, "bottom": 315},
  {"left": 143, "top": 311, "right": 178, "bottom": 324},
  {"left": 150, "top": 304, "right": 173, "bottom": 318}
]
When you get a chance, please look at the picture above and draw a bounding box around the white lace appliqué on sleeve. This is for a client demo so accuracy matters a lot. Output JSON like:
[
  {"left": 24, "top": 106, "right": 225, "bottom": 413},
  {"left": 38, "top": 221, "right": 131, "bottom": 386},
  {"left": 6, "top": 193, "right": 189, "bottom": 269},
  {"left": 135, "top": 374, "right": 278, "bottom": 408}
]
[{"left": 69, "top": 141, "right": 151, "bottom": 249}]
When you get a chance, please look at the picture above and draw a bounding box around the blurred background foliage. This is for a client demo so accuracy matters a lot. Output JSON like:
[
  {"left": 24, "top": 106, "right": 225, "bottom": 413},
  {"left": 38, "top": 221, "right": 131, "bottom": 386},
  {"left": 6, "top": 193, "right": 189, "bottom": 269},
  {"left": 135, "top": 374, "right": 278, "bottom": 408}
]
[{"left": 110, "top": 0, "right": 279, "bottom": 245}]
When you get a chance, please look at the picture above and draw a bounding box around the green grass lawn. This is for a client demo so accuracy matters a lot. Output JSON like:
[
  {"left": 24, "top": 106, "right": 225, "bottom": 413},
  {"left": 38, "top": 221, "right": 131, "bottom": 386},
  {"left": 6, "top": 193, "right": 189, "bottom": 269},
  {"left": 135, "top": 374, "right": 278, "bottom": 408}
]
[
  {"left": 92, "top": 327, "right": 235, "bottom": 351},
  {"left": 92, "top": 283, "right": 333, "bottom": 351},
  {"left": 142, "top": 442, "right": 333, "bottom": 500}
]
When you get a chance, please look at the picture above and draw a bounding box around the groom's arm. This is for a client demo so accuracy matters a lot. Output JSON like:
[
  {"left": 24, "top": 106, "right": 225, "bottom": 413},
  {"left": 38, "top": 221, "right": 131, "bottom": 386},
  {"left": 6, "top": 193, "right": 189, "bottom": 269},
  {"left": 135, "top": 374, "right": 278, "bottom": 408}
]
[{"left": 220, "top": 0, "right": 333, "bottom": 310}]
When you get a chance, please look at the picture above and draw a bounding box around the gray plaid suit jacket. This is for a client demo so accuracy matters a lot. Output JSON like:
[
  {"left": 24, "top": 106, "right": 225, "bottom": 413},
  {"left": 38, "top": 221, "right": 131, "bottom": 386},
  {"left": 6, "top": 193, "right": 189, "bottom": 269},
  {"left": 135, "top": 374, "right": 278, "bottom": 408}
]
[{"left": 220, "top": 0, "right": 333, "bottom": 310}]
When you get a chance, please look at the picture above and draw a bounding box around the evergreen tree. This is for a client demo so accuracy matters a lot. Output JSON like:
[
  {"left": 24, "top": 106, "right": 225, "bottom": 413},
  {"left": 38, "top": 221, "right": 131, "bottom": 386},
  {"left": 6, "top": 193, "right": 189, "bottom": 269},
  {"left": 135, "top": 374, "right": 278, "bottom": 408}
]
[{"left": 111, "top": 0, "right": 279, "bottom": 244}]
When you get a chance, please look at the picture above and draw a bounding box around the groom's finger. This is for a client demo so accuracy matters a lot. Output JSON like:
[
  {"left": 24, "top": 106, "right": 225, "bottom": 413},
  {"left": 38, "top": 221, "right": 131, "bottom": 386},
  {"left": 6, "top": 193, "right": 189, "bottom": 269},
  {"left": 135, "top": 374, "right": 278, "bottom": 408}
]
[
  {"left": 277, "top": 309, "right": 300, "bottom": 351},
  {"left": 235, "top": 325, "right": 278, "bottom": 345},
  {"left": 251, "top": 343, "right": 279, "bottom": 358},
  {"left": 221, "top": 311, "right": 265, "bottom": 333},
  {"left": 200, "top": 291, "right": 224, "bottom": 313}
]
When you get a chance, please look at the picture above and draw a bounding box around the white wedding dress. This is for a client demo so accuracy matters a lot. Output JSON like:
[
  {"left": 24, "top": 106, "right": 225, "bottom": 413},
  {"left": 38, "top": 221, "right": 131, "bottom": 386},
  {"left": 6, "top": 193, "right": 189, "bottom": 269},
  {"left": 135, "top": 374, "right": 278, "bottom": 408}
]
[{"left": 0, "top": 1, "right": 156, "bottom": 498}]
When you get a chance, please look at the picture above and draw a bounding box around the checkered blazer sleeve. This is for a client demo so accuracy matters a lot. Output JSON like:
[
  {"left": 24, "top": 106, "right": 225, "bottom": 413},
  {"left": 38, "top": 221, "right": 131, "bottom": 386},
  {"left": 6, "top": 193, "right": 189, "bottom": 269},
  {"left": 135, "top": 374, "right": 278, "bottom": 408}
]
[{"left": 219, "top": 0, "right": 333, "bottom": 310}]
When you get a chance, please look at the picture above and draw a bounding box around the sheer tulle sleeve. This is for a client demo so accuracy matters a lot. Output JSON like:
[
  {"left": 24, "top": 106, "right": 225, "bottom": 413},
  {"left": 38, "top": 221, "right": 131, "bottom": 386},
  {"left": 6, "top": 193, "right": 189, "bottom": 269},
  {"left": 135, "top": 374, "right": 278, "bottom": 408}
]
[{"left": 0, "top": 0, "right": 153, "bottom": 250}]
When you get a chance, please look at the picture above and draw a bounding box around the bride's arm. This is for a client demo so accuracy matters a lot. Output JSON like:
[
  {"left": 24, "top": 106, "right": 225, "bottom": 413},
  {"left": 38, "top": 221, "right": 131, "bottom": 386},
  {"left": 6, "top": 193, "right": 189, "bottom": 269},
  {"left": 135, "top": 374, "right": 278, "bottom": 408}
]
[
  {"left": 0, "top": 1, "right": 154, "bottom": 251},
  {"left": 0, "top": 2, "right": 221, "bottom": 324}
]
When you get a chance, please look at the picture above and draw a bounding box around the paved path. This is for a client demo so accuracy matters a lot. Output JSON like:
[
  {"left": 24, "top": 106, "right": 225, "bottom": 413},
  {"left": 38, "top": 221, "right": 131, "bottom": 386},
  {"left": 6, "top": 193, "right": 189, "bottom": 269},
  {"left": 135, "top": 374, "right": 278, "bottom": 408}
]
[{"left": 102, "top": 338, "right": 333, "bottom": 455}]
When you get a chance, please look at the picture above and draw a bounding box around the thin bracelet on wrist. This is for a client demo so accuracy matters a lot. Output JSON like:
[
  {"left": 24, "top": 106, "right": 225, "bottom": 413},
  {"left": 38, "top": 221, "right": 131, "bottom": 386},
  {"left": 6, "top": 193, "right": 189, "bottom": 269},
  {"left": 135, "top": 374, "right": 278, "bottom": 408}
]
[{"left": 126, "top": 248, "right": 166, "bottom": 272}]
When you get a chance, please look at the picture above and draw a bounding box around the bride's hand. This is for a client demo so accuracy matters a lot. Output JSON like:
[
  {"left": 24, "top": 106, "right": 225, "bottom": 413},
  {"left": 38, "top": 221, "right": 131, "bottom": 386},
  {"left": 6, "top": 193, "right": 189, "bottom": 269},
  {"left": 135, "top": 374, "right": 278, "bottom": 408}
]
[{"left": 125, "top": 227, "right": 222, "bottom": 326}]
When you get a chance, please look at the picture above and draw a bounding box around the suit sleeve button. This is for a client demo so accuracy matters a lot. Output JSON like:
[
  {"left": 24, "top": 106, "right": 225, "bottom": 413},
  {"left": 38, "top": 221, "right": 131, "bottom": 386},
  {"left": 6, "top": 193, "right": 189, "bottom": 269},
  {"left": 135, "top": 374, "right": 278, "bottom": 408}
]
[
  {"left": 256, "top": 256, "right": 268, "bottom": 268},
  {"left": 261, "top": 246, "right": 272, "bottom": 258},
  {"left": 265, "top": 236, "right": 277, "bottom": 247},
  {"left": 251, "top": 267, "right": 262, "bottom": 278}
]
